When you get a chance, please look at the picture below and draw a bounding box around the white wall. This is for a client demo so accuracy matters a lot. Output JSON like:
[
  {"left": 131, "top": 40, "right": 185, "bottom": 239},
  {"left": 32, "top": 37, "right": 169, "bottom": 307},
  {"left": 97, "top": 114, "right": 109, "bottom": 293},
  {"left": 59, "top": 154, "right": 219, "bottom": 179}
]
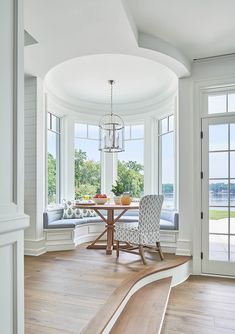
[
  {"left": 0, "top": 1, "right": 29, "bottom": 333},
  {"left": 178, "top": 55, "right": 235, "bottom": 272},
  {"left": 24, "top": 76, "right": 45, "bottom": 256}
]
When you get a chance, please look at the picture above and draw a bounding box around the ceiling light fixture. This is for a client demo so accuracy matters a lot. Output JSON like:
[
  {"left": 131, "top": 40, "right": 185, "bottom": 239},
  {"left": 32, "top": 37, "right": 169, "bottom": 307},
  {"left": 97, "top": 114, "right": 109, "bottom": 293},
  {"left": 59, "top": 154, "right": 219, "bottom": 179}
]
[{"left": 99, "top": 80, "right": 125, "bottom": 153}]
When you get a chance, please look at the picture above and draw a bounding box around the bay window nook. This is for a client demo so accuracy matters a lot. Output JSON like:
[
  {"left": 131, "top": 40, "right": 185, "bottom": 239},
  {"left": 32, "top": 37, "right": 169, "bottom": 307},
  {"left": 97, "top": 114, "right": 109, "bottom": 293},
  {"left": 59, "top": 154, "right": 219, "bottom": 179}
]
[{"left": 46, "top": 108, "right": 177, "bottom": 206}]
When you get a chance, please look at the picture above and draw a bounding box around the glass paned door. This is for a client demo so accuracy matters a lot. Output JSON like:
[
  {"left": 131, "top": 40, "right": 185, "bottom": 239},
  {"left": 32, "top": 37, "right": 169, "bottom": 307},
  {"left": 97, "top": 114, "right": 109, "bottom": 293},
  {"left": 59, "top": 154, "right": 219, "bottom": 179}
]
[{"left": 202, "top": 116, "right": 235, "bottom": 276}]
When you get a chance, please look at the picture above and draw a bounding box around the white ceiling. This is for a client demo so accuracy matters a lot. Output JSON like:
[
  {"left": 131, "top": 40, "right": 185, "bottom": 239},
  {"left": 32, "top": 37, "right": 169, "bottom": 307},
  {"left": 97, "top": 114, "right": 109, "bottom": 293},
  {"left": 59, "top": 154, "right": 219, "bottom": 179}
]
[
  {"left": 45, "top": 54, "right": 176, "bottom": 105},
  {"left": 24, "top": 0, "right": 235, "bottom": 108},
  {"left": 127, "top": 0, "right": 235, "bottom": 60}
]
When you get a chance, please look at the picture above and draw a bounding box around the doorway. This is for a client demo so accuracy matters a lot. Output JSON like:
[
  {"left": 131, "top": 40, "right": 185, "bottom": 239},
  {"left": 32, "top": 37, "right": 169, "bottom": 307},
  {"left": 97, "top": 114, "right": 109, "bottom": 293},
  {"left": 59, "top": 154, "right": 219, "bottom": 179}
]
[{"left": 201, "top": 115, "right": 235, "bottom": 276}]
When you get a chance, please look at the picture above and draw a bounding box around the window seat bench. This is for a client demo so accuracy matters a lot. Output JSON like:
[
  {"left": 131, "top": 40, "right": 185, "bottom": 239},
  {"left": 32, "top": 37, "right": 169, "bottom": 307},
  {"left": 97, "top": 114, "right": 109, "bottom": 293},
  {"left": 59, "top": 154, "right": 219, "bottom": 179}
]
[{"left": 43, "top": 208, "right": 179, "bottom": 253}]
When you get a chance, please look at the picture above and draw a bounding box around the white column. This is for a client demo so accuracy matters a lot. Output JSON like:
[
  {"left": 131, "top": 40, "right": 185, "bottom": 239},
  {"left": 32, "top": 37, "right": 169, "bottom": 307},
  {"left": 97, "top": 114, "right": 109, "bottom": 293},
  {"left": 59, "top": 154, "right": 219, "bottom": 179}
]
[
  {"left": 63, "top": 114, "right": 75, "bottom": 199},
  {"left": 0, "top": 1, "right": 29, "bottom": 333},
  {"left": 103, "top": 152, "right": 117, "bottom": 197},
  {"left": 144, "top": 116, "right": 158, "bottom": 195},
  {"left": 176, "top": 77, "right": 194, "bottom": 256}
]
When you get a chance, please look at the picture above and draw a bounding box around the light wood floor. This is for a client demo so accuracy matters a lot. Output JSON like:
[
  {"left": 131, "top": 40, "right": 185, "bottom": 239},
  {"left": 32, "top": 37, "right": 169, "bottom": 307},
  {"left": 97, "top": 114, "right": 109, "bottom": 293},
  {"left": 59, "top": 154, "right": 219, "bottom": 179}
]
[
  {"left": 162, "top": 275, "right": 235, "bottom": 334},
  {"left": 25, "top": 245, "right": 235, "bottom": 334},
  {"left": 24, "top": 243, "right": 181, "bottom": 334}
]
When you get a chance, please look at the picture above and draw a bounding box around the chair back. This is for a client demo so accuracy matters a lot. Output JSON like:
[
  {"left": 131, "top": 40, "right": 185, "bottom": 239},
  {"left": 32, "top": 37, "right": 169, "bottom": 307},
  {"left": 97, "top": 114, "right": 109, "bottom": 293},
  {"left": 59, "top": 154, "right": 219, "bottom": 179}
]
[{"left": 138, "top": 195, "right": 164, "bottom": 233}]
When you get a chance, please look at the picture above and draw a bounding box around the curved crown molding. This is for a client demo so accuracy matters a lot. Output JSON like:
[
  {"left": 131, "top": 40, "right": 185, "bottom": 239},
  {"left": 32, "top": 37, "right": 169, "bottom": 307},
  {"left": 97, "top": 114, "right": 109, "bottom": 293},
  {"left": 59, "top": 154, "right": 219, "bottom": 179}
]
[
  {"left": 138, "top": 32, "right": 191, "bottom": 78},
  {"left": 44, "top": 78, "right": 177, "bottom": 117}
]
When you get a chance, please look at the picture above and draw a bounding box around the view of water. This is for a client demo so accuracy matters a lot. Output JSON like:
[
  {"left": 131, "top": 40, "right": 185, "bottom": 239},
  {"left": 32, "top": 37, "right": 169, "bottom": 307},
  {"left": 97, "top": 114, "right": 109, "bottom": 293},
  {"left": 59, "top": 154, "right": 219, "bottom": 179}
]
[{"left": 210, "top": 194, "right": 235, "bottom": 207}]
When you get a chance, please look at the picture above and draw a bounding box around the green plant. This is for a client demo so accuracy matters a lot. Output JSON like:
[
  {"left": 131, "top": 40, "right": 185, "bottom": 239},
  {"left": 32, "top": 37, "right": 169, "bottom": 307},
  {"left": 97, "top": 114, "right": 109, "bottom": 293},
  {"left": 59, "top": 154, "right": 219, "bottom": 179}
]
[{"left": 111, "top": 181, "right": 124, "bottom": 196}]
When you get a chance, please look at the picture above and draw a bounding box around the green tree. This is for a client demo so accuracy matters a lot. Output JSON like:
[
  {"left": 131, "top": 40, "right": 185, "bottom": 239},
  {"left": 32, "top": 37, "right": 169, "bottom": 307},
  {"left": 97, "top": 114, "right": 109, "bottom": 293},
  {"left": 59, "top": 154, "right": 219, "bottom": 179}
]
[
  {"left": 74, "top": 149, "right": 101, "bottom": 198},
  {"left": 117, "top": 160, "right": 144, "bottom": 198},
  {"left": 48, "top": 153, "right": 56, "bottom": 203}
]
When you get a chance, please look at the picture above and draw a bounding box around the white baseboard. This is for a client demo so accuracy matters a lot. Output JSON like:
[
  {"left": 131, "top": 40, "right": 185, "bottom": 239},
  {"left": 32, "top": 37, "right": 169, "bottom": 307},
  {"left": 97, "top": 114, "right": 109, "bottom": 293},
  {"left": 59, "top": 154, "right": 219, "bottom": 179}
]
[
  {"left": 176, "top": 239, "right": 192, "bottom": 256},
  {"left": 24, "top": 238, "right": 46, "bottom": 256}
]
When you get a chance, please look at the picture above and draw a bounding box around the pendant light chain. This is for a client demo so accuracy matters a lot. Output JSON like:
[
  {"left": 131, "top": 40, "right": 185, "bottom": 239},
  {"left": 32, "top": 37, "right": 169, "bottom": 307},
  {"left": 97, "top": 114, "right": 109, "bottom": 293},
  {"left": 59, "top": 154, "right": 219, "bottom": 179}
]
[{"left": 110, "top": 80, "right": 114, "bottom": 116}]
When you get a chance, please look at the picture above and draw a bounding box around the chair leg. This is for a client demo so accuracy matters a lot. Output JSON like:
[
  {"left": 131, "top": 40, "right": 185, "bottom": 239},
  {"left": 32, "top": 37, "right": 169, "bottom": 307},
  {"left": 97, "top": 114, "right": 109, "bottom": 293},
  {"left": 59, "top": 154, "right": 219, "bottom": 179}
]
[
  {"left": 156, "top": 242, "right": 164, "bottom": 261},
  {"left": 139, "top": 245, "right": 147, "bottom": 265},
  {"left": 116, "top": 240, "right": 120, "bottom": 258}
]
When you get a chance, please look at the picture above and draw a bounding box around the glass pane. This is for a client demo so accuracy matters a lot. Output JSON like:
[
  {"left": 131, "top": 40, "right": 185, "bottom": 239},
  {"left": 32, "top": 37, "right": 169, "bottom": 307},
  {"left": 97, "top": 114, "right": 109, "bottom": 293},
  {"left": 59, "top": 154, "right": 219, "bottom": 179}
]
[
  {"left": 88, "top": 125, "right": 99, "bottom": 139},
  {"left": 231, "top": 181, "right": 235, "bottom": 207},
  {"left": 209, "top": 180, "right": 228, "bottom": 207},
  {"left": 209, "top": 152, "right": 228, "bottom": 178},
  {"left": 230, "top": 124, "right": 235, "bottom": 150},
  {"left": 209, "top": 124, "right": 228, "bottom": 151},
  {"left": 230, "top": 207, "right": 235, "bottom": 234},
  {"left": 131, "top": 124, "right": 144, "bottom": 139},
  {"left": 47, "top": 113, "right": 51, "bottom": 129},
  {"left": 228, "top": 93, "right": 235, "bottom": 113},
  {"left": 208, "top": 94, "right": 226, "bottom": 114},
  {"left": 230, "top": 236, "right": 235, "bottom": 262},
  {"left": 74, "top": 138, "right": 100, "bottom": 198},
  {"left": 169, "top": 115, "right": 174, "bottom": 132},
  {"left": 159, "top": 117, "right": 168, "bottom": 135},
  {"left": 75, "top": 123, "right": 87, "bottom": 138},
  {"left": 161, "top": 132, "right": 174, "bottom": 209},
  {"left": 209, "top": 207, "right": 228, "bottom": 234},
  {"left": 230, "top": 152, "right": 235, "bottom": 178},
  {"left": 118, "top": 139, "right": 144, "bottom": 198},
  {"left": 125, "top": 125, "right": 131, "bottom": 140},
  {"left": 56, "top": 116, "right": 60, "bottom": 133},
  {"left": 51, "top": 114, "right": 57, "bottom": 131},
  {"left": 48, "top": 131, "right": 57, "bottom": 204},
  {"left": 209, "top": 234, "right": 228, "bottom": 261}
]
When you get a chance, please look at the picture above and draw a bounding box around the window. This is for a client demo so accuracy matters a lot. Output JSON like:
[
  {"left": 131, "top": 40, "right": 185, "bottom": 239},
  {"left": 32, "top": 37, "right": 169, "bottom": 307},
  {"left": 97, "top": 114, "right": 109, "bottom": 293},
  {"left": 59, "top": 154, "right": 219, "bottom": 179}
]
[
  {"left": 118, "top": 124, "right": 144, "bottom": 198},
  {"left": 158, "top": 115, "right": 175, "bottom": 209},
  {"left": 47, "top": 112, "right": 61, "bottom": 205},
  {"left": 74, "top": 123, "right": 101, "bottom": 198},
  {"left": 208, "top": 91, "right": 235, "bottom": 115}
]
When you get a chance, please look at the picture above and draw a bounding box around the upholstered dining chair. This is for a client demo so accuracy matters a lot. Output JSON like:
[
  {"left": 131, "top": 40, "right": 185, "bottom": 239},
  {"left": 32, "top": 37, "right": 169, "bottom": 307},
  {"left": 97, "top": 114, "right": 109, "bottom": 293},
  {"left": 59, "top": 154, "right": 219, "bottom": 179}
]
[{"left": 115, "top": 195, "right": 164, "bottom": 265}]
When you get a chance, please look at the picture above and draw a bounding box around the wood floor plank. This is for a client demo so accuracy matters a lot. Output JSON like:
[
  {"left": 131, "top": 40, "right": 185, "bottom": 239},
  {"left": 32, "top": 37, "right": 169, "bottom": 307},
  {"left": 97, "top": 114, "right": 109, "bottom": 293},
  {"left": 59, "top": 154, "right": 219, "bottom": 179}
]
[
  {"left": 161, "top": 275, "right": 235, "bottom": 334},
  {"left": 25, "top": 244, "right": 188, "bottom": 334},
  {"left": 110, "top": 277, "right": 172, "bottom": 334}
]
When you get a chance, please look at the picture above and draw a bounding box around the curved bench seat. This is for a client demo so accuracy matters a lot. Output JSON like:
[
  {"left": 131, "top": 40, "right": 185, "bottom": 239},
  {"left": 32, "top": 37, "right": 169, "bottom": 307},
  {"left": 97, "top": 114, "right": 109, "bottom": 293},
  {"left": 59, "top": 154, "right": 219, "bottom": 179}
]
[
  {"left": 43, "top": 208, "right": 179, "bottom": 230},
  {"left": 43, "top": 208, "right": 179, "bottom": 253}
]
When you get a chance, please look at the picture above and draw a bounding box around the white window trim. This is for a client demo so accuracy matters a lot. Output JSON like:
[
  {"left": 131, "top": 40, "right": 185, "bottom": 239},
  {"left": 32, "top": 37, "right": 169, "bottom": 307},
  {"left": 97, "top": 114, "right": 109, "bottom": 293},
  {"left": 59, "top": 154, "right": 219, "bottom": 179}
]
[
  {"left": 157, "top": 110, "right": 177, "bottom": 210},
  {"left": 46, "top": 111, "right": 62, "bottom": 207}
]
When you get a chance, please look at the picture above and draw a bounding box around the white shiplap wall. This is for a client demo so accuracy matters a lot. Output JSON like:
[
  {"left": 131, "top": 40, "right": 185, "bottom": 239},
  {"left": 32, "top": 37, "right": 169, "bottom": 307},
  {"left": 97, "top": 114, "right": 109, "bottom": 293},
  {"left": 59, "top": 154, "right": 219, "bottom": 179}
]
[
  {"left": 24, "top": 76, "right": 45, "bottom": 255},
  {"left": 24, "top": 77, "right": 37, "bottom": 237}
]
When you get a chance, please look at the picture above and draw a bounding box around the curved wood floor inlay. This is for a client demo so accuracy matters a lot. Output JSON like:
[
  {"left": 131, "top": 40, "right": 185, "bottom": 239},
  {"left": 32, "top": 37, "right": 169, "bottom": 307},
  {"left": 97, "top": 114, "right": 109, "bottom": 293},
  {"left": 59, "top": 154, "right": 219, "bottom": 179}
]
[{"left": 25, "top": 243, "right": 190, "bottom": 334}]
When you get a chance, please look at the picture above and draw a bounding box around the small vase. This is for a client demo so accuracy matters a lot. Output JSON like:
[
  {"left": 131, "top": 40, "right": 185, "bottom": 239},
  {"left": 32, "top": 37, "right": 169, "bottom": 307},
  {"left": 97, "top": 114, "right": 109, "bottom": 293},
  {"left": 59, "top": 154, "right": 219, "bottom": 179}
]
[
  {"left": 114, "top": 196, "right": 122, "bottom": 205},
  {"left": 121, "top": 192, "right": 132, "bottom": 205}
]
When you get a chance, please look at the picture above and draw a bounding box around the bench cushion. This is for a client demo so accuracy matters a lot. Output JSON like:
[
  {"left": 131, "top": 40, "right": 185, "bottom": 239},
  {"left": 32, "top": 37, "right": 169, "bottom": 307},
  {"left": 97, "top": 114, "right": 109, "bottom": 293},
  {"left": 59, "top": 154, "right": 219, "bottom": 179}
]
[
  {"left": 44, "top": 208, "right": 179, "bottom": 230},
  {"left": 47, "top": 216, "right": 104, "bottom": 229}
]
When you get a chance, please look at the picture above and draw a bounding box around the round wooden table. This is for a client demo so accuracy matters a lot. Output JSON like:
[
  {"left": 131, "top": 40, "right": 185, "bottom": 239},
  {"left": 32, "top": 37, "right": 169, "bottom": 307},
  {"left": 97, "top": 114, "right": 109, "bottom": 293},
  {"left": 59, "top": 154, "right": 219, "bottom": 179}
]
[{"left": 75, "top": 203, "right": 139, "bottom": 255}]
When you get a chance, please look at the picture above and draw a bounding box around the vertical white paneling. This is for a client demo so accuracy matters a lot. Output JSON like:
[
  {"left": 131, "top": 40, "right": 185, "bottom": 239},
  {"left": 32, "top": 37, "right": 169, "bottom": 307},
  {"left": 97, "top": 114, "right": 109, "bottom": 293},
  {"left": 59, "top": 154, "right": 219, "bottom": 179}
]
[
  {"left": 0, "top": 243, "right": 14, "bottom": 334},
  {"left": 24, "top": 77, "right": 37, "bottom": 239},
  {"left": 0, "top": 0, "right": 14, "bottom": 207},
  {"left": 24, "top": 77, "right": 45, "bottom": 255},
  {"left": 0, "top": 0, "right": 29, "bottom": 333}
]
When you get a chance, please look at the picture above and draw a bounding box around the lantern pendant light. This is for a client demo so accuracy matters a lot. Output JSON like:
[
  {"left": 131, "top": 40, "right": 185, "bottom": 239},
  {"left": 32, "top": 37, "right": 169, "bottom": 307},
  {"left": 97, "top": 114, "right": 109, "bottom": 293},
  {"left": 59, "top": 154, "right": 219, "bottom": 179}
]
[{"left": 99, "top": 80, "right": 125, "bottom": 153}]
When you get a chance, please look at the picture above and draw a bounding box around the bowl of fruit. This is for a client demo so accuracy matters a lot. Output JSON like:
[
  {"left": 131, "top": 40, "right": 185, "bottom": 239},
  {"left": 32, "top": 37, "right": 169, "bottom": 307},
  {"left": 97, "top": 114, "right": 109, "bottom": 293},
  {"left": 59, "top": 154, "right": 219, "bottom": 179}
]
[{"left": 92, "top": 194, "right": 108, "bottom": 205}]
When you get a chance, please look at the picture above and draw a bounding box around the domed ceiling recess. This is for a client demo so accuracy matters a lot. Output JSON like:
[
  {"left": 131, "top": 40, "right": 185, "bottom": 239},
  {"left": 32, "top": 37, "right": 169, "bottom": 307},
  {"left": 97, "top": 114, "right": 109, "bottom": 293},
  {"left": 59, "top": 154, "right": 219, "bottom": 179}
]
[{"left": 45, "top": 54, "right": 177, "bottom": 116}]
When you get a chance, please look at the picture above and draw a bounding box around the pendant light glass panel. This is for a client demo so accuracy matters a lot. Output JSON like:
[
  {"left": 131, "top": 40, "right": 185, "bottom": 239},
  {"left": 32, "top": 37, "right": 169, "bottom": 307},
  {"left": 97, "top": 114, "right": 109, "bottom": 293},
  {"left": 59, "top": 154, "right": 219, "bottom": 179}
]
[{"left": 99, "top": 113, "right": 124, "bottom": 152}]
